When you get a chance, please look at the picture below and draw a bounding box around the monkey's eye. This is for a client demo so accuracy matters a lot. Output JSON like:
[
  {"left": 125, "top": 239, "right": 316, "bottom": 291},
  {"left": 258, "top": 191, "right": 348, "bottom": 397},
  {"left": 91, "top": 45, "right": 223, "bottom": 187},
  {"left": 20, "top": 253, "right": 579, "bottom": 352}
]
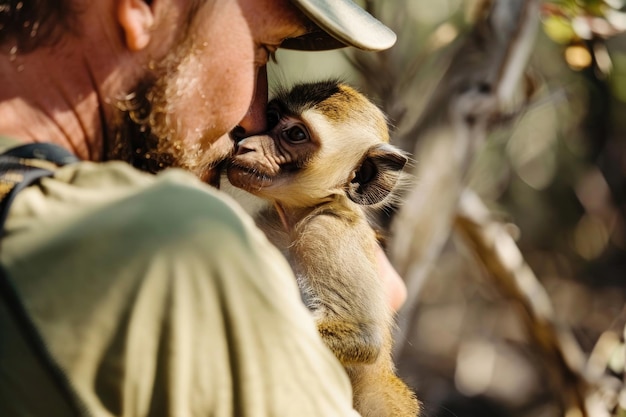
[
  {"left": 284, "top": 125, "right": 309, "bottom": 144},
  {"left": 267, "top": 108, "right": 281, "bottom": 130}
]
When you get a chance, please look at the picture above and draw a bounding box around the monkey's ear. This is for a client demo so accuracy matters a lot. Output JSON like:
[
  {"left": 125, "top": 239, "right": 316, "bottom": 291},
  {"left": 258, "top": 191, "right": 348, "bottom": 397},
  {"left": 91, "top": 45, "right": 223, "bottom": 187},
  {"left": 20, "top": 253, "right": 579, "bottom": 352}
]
[{"left": 347, "top": 143, "right": 408, "bottom": 206}]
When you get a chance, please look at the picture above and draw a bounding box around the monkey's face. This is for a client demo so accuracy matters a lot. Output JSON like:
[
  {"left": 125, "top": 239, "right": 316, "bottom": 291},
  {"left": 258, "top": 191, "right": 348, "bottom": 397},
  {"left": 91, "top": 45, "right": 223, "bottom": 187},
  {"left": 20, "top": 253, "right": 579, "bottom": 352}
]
[
  {"left": 226, "top": 102, "right": 320, "bottom": 200},
  {"left": 227, "top": 81, "right": 408, "bottom": 208}
]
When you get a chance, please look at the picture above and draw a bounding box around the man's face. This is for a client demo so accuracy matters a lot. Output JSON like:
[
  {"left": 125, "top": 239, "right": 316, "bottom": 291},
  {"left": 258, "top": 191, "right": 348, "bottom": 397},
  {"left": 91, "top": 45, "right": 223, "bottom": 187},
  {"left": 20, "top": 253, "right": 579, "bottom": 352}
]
[{"left": 109, "top": 0, "right": 308, "bottom": 182}]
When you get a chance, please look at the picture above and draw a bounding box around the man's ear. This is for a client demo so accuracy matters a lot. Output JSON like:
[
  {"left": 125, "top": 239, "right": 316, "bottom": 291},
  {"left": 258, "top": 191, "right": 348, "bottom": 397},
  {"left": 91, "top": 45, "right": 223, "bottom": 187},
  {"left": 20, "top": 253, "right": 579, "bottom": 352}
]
[
  {"left": 347, "top": 143, "right": 408, "bottom": 206},
  {"left": 117, "top": 0, "right": 154, "bottom": 51}
]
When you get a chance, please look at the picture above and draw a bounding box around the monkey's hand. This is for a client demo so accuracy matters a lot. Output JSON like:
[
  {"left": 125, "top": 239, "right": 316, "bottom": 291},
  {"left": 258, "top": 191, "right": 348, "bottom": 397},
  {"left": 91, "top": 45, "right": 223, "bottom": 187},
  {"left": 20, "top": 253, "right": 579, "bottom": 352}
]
[{"left": 316, "top": 318, "right": 383, "bottom": 365}]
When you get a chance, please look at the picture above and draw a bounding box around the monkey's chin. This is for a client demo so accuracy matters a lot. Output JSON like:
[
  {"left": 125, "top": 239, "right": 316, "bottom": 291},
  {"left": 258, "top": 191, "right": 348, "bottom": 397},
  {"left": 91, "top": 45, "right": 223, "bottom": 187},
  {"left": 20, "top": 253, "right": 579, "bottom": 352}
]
[{"left": 226, "top": 165, "right": 274, "bottom": 194}]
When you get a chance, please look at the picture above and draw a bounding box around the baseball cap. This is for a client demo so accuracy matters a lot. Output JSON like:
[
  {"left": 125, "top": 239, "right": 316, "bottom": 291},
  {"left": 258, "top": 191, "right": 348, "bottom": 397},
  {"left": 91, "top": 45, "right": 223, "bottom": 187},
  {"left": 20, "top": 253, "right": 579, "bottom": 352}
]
[{"left": 281, "top": 0, "right": 397, "bottom": 51}]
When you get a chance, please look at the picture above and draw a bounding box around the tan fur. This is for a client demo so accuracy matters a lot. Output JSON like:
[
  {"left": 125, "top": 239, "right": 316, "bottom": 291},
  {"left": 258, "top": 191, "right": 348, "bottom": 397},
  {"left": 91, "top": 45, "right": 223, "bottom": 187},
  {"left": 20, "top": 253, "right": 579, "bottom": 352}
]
[{"left": 226, "top": 80, "right": 419, "bottom": 417}]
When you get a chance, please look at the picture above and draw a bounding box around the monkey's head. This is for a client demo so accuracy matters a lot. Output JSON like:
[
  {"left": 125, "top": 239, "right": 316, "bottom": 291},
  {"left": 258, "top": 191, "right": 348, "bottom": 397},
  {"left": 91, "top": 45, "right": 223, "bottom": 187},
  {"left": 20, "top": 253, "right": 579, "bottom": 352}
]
[{"left": 227, "top": 80, "right": 407, "bottom": 209}]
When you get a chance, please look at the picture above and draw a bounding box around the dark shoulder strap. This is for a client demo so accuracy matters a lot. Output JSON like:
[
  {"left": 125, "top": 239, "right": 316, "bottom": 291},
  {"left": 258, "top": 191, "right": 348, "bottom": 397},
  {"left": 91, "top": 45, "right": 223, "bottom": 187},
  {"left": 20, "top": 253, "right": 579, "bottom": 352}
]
[
  {"left": 2, "top": 142, "right": 81, "bottom": 165},
  {"left": 0, "top": 143, "right": 80, "bottom": 232},
  {"left": 0, "top": 143, "right": 90, "bottom": 417},
  {"left": 0, "top": 264, "right": 92, "bottom": 417}
]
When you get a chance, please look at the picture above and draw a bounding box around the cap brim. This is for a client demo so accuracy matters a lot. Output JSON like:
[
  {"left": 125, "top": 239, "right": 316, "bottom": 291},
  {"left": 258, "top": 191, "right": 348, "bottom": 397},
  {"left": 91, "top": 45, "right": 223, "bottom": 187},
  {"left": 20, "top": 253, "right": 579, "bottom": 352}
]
[{"left": 281, "top": 0, "right": 396, "bottom": 52}]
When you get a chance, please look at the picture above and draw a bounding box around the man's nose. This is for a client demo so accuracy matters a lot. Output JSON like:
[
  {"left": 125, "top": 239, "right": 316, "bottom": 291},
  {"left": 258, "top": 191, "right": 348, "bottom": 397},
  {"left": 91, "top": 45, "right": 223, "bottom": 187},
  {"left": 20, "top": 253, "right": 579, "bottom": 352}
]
[{"left": 232, "top": 66, "right": 268, "bottom": 141}]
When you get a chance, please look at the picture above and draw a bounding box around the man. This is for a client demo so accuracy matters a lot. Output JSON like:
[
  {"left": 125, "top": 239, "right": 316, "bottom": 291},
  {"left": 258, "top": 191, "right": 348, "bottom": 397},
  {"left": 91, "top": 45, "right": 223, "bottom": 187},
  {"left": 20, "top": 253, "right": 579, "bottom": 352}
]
[{"left": 0, "top": 0, "right": 405, "bottom": 415}]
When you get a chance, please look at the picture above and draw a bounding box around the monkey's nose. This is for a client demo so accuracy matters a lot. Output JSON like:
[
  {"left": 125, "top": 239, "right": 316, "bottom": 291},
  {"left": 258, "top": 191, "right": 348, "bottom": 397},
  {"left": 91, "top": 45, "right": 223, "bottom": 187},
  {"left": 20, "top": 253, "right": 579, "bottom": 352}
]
[
  {"left": 235, "top": 140, "right": 255, "bottom": 156},
  {"left": 231, "top": 126, "right": 247, "bottom": 141}
]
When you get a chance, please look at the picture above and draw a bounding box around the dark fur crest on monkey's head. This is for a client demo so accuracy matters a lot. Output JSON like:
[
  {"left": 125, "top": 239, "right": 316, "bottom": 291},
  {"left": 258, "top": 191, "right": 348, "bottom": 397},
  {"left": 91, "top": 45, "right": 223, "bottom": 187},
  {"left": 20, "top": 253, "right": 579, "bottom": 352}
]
[
  {"left": 272, "top": 79, "right": 343, "bottom": 117},
  {"left": 272, "top": 79, "right": 390, "bottom": 135}
]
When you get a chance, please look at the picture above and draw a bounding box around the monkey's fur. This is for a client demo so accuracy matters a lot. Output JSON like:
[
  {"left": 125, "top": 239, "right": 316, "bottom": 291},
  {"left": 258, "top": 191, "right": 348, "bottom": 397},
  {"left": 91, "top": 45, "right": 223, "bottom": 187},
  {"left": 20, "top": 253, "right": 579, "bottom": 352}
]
[{"left": 226, "top": 80, "right": 419, "bottom": 417}]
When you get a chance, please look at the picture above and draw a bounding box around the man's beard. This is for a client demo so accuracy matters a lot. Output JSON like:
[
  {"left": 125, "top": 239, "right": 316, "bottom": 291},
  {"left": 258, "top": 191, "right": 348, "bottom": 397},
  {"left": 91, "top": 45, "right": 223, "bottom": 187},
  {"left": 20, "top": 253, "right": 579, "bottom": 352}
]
[{"left": 106, "top": 39, "right": 232, "bottom": 186}]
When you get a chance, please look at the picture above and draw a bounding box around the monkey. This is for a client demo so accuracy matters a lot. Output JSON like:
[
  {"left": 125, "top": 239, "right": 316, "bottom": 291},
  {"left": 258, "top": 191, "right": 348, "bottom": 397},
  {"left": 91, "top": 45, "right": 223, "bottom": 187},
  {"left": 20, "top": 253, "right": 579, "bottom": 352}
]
[{"left": 224, "top": 80, "right": 419, "bottom": 417}]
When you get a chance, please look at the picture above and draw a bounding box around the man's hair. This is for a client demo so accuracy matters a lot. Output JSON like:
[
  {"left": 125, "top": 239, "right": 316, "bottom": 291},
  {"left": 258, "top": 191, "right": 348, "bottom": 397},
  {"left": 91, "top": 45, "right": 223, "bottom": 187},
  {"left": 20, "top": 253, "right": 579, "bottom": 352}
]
[
  {"left": 0, "top": 0, "right": 205, "bottom": 53},
  {"left": 0, "top": 0, "right": 81, "bottom": 52}
]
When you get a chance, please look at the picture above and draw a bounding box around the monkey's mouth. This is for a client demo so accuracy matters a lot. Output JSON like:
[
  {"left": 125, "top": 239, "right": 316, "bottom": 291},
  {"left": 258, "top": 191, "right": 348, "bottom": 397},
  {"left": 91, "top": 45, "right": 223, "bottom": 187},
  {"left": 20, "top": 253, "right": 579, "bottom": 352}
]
[{"left": 226, "top": 162, "right": 275, "bottom": 192}]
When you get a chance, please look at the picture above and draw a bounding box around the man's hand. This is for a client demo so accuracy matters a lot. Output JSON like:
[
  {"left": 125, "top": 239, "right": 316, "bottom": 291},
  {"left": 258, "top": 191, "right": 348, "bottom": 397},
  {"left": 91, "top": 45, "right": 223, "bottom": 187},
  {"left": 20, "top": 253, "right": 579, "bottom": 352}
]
[{"left": 375, "top": 245, "right": 407, "bottom": 312}]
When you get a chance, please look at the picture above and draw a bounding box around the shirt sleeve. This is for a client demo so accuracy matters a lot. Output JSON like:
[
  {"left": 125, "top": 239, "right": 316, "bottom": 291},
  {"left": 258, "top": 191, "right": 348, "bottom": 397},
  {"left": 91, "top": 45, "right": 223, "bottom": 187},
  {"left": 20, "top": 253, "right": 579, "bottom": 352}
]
[{"left": 0, "top": 161, "right": 361, "bottom": 417}]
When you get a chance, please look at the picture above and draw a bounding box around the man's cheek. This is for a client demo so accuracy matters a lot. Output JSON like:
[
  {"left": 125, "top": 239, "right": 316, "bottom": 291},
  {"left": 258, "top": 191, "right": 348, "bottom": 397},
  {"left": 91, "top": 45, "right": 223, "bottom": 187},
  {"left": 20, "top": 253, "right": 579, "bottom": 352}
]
[{"left": 210, "top": 133, "right": 235, "bottom": 159}]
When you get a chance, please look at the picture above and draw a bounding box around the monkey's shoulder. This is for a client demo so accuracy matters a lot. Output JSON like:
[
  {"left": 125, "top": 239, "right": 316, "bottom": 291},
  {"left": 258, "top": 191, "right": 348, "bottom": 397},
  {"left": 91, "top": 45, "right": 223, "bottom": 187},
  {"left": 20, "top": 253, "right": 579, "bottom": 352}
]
[
  {"left": 254, "top": 201, "right": 375, "bottom": 249},
  {"left": 290, "top": 197, "right": 371, "bottom": 232}
]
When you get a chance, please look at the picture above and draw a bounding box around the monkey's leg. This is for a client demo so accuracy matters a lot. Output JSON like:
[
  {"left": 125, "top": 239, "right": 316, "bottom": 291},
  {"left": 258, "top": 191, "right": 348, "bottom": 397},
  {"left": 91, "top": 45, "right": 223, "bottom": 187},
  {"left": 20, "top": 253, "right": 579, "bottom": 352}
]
[
  {"left": 349, "top": 364, "right": 420, "bottom": 417},
  {"left": 288, "top": 213, "right": 419, "bottom": 416},
  {"left": 347, "top": 332, "right": 420, "bottom": 417}
]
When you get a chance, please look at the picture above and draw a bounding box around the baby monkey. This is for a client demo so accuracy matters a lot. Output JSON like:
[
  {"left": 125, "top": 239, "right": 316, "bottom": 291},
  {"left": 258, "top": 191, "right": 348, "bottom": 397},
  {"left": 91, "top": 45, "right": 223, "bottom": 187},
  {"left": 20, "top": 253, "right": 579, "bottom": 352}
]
[{"left": 226, "top": 80, "right": 419, "bottom": 417}]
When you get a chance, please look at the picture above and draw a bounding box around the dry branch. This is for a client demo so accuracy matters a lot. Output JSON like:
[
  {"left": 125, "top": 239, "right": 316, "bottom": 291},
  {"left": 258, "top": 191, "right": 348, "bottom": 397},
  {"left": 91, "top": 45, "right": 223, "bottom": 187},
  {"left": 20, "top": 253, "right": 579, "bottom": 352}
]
[
  {"left": 455, "top": 190, "right": 596, "bottom": 417},
  {"left": 390, "top": 0, "right": 540, "bottom": 348},
  {"left": 381, "top": 1, "right": 623, "bottom": 414}
]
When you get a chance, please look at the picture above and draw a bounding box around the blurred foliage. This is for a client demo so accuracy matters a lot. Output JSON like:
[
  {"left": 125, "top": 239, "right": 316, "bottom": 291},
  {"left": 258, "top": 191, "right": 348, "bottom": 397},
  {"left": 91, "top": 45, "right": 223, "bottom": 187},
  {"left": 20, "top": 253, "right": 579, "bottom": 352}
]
[{"left": 271, "top": 1, "right": 626, "bottom": 415}]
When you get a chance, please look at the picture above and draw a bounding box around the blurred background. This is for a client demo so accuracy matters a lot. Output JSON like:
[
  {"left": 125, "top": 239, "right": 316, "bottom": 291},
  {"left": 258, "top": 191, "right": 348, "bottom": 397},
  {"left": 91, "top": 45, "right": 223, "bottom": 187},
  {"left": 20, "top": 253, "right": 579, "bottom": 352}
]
[{"left": 270, "top": 1, "right": 626, "bottom": 416}]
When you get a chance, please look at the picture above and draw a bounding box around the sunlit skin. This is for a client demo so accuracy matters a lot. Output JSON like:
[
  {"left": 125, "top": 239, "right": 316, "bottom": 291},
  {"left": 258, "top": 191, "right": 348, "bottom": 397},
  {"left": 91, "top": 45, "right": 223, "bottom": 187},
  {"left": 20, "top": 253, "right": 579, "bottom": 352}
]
[
  {"left": 0, "top": 0, "right": 305, "bottom": 165},
  {"left": 0, "top": 0, "right": 406, "bottom": 311},
  {"left": 104, "top": 0, "right": 312, "bottom": 179},
  {"left": 154, "top": 0, "right": 309, "bottom": 163}
]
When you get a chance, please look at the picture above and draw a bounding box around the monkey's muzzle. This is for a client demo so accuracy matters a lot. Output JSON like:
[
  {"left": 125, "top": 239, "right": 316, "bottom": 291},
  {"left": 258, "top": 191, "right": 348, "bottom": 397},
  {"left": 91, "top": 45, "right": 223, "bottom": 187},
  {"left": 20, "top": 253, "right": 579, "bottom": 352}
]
[{"left": 226, "top": 161, "right": 274, "bottom": 192}]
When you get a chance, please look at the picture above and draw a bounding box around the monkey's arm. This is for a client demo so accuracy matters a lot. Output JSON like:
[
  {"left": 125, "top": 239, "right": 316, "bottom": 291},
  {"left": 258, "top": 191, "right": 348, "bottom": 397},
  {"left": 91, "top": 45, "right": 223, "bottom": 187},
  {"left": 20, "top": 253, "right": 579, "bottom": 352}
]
[{"left": 290, "top": 212, "right": 392, "bottom": 366}]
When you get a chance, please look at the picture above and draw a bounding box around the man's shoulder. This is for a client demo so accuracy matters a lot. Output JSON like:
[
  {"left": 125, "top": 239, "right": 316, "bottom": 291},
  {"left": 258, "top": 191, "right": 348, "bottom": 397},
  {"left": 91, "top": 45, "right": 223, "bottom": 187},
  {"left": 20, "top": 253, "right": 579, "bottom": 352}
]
[
  {"left": 55, "top": 159, "right": 198, "bottom": 194},
  {"left": 2, "top": 160, "right": 258, "bottom": 262},
  {"left": 2, "top": 157, "right": 263, "bottom": 272},
  {"left": 53, "top": 160, "right": 233, "bottom": 209},
  {"left": 55, "top": 160, "right": 252, "bottom": 228}
]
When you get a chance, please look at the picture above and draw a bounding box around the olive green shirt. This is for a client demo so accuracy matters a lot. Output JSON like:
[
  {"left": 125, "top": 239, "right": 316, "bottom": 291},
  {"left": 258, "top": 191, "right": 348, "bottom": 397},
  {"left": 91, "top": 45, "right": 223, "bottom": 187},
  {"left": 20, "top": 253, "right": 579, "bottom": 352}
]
[{"left": 0, "top": 136, "right": 359, "bottom": 416}]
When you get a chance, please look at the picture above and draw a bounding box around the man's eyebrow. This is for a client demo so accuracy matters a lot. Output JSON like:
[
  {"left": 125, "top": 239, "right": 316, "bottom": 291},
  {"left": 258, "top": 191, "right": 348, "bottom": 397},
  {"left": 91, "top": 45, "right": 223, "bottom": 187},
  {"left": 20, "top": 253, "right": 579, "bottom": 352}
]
[
  {"left": 304, "top": 20, "right": 319, "bottom": 32},
  {"left": 289, "top": 8, "right": 319, "bottom": 36},
  {"left": 284, "top": 21, "right": 320, "bottom": 42}
]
